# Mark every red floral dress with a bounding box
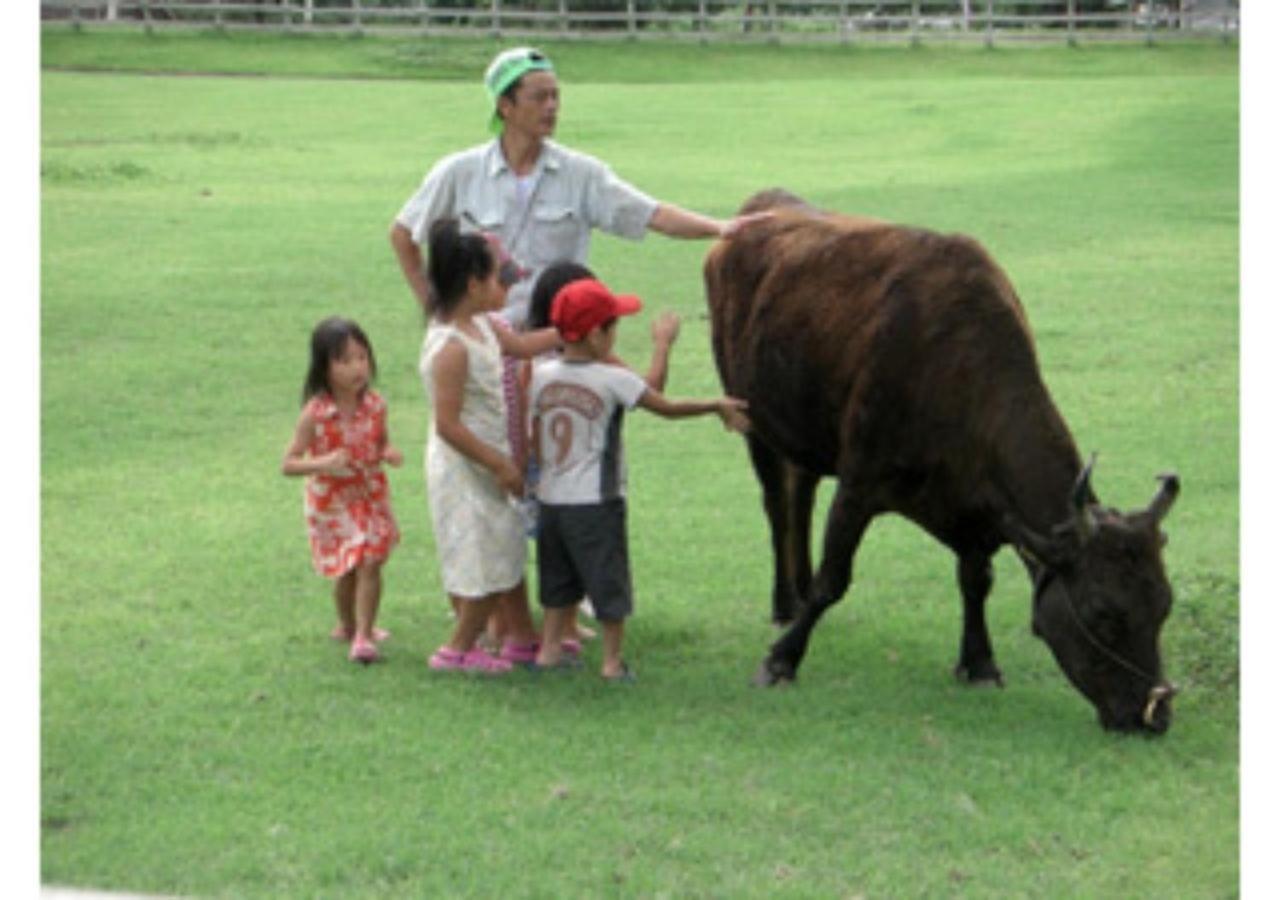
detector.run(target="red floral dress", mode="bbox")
[303,391,399,578]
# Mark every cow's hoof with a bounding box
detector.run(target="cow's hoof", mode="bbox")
[954,661,1004,688]
[752,660,796,687]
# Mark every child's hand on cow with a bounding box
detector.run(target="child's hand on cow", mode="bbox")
[651,311,681,349]
[717,397,751,434]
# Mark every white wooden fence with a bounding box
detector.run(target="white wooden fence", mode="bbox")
[41,1,1241,45]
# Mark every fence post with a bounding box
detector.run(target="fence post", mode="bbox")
[984,0,993,48]
[1067,0,1076,46]
[911,0,920,47]
[1146,0,1155,46]
[839,0,849,45]
[491,0,501,37]
[306,0,315,26]
[354,0,363,31]
[559,0,568,33]
[107,0,119,21]
[698,0,708,43]
[627,0,636,39]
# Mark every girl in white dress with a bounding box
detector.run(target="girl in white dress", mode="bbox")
[420,218,560,673]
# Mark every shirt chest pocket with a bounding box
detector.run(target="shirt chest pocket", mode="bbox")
[529,204,582,264]
[459,204,504,235]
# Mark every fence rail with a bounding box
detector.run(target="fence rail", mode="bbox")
[40,1,1241,46]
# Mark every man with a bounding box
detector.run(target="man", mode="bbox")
[390,46,762,324]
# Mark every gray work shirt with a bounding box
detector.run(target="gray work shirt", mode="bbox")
[395,139,659,325]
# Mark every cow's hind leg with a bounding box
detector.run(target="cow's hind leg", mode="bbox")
[754,480,872,685]
[954,553,1004,686]
[747,436,819,626]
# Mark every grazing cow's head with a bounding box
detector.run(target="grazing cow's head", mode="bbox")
[1008,461,1180,734]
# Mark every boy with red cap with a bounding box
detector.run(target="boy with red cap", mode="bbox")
[528,278,749,680]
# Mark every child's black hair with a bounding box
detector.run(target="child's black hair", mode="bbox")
[426,217,496,316]
[302,316,376,404]
[528,260,596,329]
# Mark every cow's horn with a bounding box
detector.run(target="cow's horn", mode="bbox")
[1143,682,1177,727]
[1146,472,1180,525]
[1071,453,1100,542]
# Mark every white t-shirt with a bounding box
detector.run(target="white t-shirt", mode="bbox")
[529,358,648,505]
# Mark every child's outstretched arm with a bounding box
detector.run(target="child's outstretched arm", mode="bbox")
[637,390,750,434]
[432,340,523,497]
[642,311,680,391]
[603,312,680,390]
[281,409,351,477]
[493,325,561,361]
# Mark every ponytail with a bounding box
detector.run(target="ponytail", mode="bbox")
[426,218,496,316]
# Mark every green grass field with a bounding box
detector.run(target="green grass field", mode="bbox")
[40,30,1238,897]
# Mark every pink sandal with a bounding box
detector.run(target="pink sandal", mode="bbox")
[499,641,539,664]
[429,646,512,674]
[348,636,380,665]
[331,626,391,643]
[500,640,582,665]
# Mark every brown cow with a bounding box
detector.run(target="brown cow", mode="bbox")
[705,189,1180,734]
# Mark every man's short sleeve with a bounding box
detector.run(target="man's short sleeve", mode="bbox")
[395,152,461,245]
[584,160,659,241]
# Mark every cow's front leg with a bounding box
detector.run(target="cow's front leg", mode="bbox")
[953,552,1004,686]
[754,481,871,685]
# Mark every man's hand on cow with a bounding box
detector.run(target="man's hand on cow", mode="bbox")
[720,211,775,239]
[651,311,681,349]
[717,397,751,434]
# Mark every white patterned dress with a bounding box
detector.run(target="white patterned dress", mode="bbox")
[419,315,526,598]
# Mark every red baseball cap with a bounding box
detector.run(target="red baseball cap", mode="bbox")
[550,279,643,342]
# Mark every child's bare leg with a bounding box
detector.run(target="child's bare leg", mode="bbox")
[600,620,626,678]
[478,605,504,653]
[333,571,357,638]
[569,606,596,641]
[353,562,382,643]
[535,607,575,667]
[497,580,540,647]
[446,595,499,653]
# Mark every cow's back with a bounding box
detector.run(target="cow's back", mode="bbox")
[704,208,1060,525]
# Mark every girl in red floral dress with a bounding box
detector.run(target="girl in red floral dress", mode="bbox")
[282,317,402,664]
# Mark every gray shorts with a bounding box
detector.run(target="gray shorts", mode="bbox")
[536,499,632,622]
